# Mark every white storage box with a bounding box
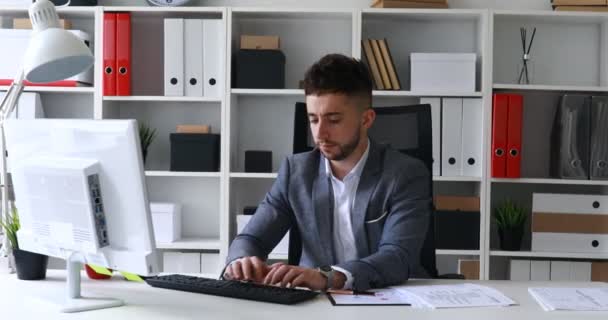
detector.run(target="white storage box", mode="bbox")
[532,193,608,254]
[0,29,93,85]
[237,215,289,258]
[151,202,182,243]
[410,53,476,92]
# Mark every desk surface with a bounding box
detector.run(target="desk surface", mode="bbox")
[1,270,607,319]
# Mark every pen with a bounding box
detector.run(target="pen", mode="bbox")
[327,289,375,296]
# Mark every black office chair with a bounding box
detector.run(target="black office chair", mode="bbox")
[290,103,463,280]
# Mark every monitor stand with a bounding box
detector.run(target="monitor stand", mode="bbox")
[45,254,124,313]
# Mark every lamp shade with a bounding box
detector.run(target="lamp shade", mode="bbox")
[23,28,94,83]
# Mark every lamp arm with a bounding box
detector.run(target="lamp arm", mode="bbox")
[0,70,24,258]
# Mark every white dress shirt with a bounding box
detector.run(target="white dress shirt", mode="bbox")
[323,140,370,289]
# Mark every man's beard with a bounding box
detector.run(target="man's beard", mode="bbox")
[317,130,361,161]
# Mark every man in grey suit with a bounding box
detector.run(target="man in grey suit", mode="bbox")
[224,53,432,291]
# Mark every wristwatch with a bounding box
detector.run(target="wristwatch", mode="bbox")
[317,265,334,291]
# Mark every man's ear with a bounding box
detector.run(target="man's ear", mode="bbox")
[362,108,375,129]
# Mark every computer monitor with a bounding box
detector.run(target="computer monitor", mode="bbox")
[4,119,161,313]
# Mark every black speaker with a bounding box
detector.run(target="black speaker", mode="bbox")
[234,49,285,89]
[170,133,220,172]
[245,150,272,173]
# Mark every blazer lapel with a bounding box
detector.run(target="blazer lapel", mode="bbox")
[352,142,383,258]
[312,155,335,265]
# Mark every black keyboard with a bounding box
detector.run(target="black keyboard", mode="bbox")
[145,274,319,305]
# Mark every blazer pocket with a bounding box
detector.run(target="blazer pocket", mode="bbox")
[365,210,388,224]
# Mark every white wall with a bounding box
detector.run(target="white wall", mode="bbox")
[99,0,551,10]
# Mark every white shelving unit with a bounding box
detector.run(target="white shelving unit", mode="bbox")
[487,9,608,280]
[2,5,606,279]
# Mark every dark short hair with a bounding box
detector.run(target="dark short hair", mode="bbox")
[303,54,372,108]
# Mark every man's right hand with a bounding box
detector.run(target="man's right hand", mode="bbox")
[224,256,283,283]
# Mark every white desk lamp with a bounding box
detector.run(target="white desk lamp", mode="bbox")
[0,0,94,262]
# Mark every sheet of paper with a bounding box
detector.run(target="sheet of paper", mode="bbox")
[328,288,412,306]
[528,287,608,311]
[397,284,517,309]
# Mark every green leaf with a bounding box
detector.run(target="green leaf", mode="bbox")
[138,122,157,155]
[1,205,19,249]
[493,199,527,230]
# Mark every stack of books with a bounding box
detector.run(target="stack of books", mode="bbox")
[361,39,401,90]
[371,0,449,9]
[552,0,608,11]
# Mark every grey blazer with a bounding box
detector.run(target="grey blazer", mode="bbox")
[226,141,432,290]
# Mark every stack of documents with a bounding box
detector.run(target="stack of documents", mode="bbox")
[528,287,608,311]
[327,288,412,306]
[396,284,517,309]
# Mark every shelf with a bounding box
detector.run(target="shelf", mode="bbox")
[0,86,94,94]
[363,8,485,19]
[228,174,480,181]
[230,173,278,179]
[491,178,608,186]
[230,89,304,96]
[156,238,221,250]
[373,90,483,97]
[490,250,608,260]
[436,250,480,256]
[494,9,608,22]
[493,84,607,92]
[0,6,96,17]
[104,96,222,103]
[146,171,221,178]
[230,89,483,98]
[231,7,354,19]
[433,176,482,182]
[103,6,225,14]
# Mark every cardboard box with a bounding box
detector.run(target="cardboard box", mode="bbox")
[434,195,480,211]
[592,262,608,282]
[240,35,280,50]
[13,18,72,29]
[458,259,479,280]
[552,0,607,5]
[176,125,210,134]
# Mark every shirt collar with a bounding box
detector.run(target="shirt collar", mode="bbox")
[323,139,370,181]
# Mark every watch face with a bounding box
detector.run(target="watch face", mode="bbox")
[320,266,332,272]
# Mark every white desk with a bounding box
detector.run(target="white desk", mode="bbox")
[1,270,607,319]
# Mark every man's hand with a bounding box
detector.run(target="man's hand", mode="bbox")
[263,265,327,291]
[224,256,283,283]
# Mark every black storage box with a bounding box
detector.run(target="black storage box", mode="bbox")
[170,133,220,172]
[243,206,258,215]
[434,210,480,250]
[233,49,285,89]
[245,150,272,173]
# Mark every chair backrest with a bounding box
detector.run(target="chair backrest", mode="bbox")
[290,103,438,278]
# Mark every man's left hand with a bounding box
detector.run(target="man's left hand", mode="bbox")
[263,265,326,291]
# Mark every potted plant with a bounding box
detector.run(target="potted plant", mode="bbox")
[494,199,527,251]
[0,205,48,280]
[139,122,157,164]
